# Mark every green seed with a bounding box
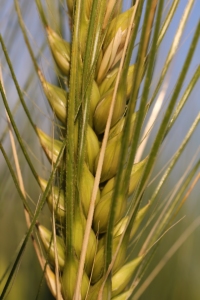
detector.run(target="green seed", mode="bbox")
[38,70,67,123]
[97,30,124,83]
[87,278,110,300]
[111,291,131,300]
[103,0,121,29]
[47,27,71,76]
[97,6,135,83]
[130,202,150,239]
[89,80,101,127]
[111,202,150,240]
[94,112,140,183]
[101,156,148,197]
[38,225,65,270]
[45,265,64,300]
[99,67,118,96]
[38,177,65,222]
[108,109,137,141]
[80,163,100,217]
[103,6,135,53]
[73,207,97,275]
[61,255,89,300]
[95,134,122,182]
[112,256,143,297]
[91,234,128,284]
[86,125,100,173]
[36,127,63,165]
[94,68,136,134]
[74,124,100,173]
[93,191,126,233]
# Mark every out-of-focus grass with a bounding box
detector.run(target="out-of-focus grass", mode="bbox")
[141,209,200,300]
[0,166,54,299]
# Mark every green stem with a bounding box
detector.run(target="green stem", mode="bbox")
[65,0,82,257]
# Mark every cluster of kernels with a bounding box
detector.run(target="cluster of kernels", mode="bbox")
[36,2,150,299]
[97,6,135,83]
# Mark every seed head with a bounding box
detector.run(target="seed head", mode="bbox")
[101,156,147,197]
[45,265,64,300]
[80,163,100,217]
[111,291,130,300]
[93,191,126,233]
[38,177,65,222]
[95,134,122,182]
[46,27,71,76]
[112,256,143,297]
[62,256,89,300]
[36,128,63,165]
[89,81,101,127]
[103,6,135,53]
[38,225,65,270]
[72,206,97,275]
[99,67,118,96]
[86,125,100,173]
[91,234,128,284]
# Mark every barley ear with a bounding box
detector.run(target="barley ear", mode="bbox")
[1,1,199,300]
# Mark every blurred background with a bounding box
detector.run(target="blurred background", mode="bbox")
[0,0,200,299]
